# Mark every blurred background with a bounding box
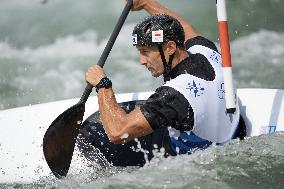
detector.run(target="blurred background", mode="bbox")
[0,0,283,110]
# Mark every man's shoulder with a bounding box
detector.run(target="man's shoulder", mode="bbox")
[151,86,180,98]
[144,86,188,106]
[185,36,218,52]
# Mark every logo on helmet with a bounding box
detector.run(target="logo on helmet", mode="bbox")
[152,30,163,43]
[132,34,138,45]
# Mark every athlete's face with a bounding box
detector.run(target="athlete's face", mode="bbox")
[137,46,164,77]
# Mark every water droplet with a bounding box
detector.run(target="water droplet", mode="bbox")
[120,133,129,139]
[176,147,180,154]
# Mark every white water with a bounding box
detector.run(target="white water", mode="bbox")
[232,30,284,88]
[0,25,162,110]
[1,132,283,189]
[1,29,284,110]
[1,0,284,188]
[1,0,284,110]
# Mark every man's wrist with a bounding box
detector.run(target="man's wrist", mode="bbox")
[95,77,112,93]
[144,0,163,15]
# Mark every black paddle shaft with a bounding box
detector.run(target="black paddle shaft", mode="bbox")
[80,0,133,103]
[43,0,133,178]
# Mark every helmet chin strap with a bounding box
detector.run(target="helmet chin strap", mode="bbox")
[158,45,176,82]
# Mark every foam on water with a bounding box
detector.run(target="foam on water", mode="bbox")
[0,0,284,187]
[0,24,162,110]
[1,132,283,189]
[1,0,284,110]
[232,30,284,88]
[78,132,284,189]
[1,29,284,110]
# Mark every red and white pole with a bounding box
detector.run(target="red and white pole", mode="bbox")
[216,0,236,113]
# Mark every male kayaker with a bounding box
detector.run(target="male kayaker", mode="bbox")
[82,0,241,165]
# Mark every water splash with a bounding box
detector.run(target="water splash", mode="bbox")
[0,132,283,188]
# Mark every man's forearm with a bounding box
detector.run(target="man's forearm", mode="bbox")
[97,88,127,142]
[97,87,153,144]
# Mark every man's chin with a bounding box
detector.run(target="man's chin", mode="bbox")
[151,73,162,78]
[148,69,162,78]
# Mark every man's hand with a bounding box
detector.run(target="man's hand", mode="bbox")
[85,65,106,87]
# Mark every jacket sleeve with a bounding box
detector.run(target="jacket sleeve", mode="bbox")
[140,86,194,131]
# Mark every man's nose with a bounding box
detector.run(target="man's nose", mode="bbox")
[139,54,147,65]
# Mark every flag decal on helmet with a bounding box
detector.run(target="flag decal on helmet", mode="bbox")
[152,30,163,43]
